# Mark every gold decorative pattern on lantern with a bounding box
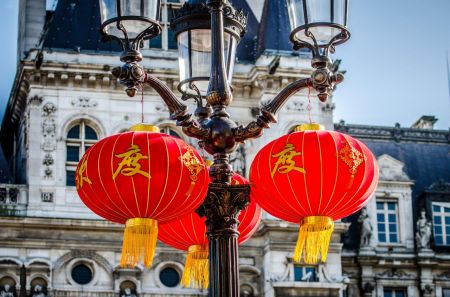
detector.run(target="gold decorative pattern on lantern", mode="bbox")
[113,144,150,179]
[338,142,364,175]
[271,143,306,178]
[76,158,92,189]
[181,146,204,182]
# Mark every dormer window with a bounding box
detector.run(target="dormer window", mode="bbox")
[376,201,399,244]
[432,202,450,246]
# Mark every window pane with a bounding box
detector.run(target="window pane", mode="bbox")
[387,202,396,210]
[433,204,441,212]
[446,236,450,244]
[434,216,442,225]
[379,233,386,242]
[84,125,98,140]
[389,224,397,233]
[445,217,450,224]
[68,125,80,139]
[167,28,177,49]
[395,291,405,297]
[378,223,386,232]
[389,234,398,243]
[377,214,385,222]
[66,170,76,186]
[384,291,392,297]
[443,289,450,297]
[435,226,443,234]
[150,34,162,48]
[445,207,450,213]
[67,146,80,162]
[435,235,443,245]
[377,202,384,210]
[388,214,396,223]
[446,226,450,234]
[294,266,302,281]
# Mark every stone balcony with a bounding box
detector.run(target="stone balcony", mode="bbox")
[0,184,28,217]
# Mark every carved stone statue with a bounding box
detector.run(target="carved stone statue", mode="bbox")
[121,288,137,297]
[0,284,14,297]
[31,285,47,297]
[416,209,432,249]
[358,207,373,247]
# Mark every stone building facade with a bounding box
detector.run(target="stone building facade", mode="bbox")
[0,0,449,297]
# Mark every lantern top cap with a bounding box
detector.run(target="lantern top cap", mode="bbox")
[294,123,324,132]
[129,124,161,133]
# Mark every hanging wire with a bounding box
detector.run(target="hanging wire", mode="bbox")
[307,87,313,124]
[141,85,144,123]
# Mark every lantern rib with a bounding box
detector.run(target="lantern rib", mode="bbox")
[325,135,365,219]
[319,132,340,215]
[94,139,134,220]
[316,131,324,213]
[130,132,142,218]
[302,131,314,215]
[145,132,151,217]
[108,134,137,220]
[268,139,301,221]
[79,150,126,222]
[328,138,370,219]
[284,133,309,218]
[148,135,172,219]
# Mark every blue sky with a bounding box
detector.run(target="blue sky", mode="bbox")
[0,0,449,129]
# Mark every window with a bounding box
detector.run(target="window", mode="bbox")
[66,122,98,186]
[443,289,450,297]
[383,288,406,297]
[71,263,93,285]
[432,202,450,246]
[159,267,180,287]
[294,266,317,282]
[149,0,182,50]
[376,201,399,243]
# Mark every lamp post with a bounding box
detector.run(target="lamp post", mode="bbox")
[99,0,350,296]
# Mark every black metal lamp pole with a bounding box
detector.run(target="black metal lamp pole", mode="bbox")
[99,0,350,296]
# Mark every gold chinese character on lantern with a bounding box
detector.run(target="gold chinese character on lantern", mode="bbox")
[181,146,204,182]
[76,158,92,189]
[271,143,306,178]
[113,144,150,179]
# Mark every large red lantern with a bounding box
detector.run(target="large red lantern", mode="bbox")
[250,124,378,264]
[158,173,262,289]
[75,124,209,268]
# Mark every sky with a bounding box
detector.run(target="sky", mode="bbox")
[0,0,449,129]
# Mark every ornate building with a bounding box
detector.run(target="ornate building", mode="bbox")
[0,0,449,297]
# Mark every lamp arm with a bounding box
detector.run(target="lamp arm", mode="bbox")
[144,74,210,140]
[234,78,313,142]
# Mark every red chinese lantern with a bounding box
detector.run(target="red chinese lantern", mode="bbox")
[250,124,378,264]
[75,124,209,268]
[158,173,262,289]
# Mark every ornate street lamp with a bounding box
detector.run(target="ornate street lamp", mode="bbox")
[97,0,352,296]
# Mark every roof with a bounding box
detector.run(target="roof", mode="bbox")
[43,0,122,53]
[42,0,296,61]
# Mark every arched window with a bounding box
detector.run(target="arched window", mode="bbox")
[66,121,98,186]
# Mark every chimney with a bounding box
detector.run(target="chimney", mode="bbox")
[411,116,438,130]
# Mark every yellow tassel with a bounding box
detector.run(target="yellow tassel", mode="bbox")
[120,218,158,268]
[293,216,334,264]
[182,245,209,289]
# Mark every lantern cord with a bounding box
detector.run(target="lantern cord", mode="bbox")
[293,216,334,264]
[141,84,145,123]
[307,87,312,124]
[182,245,209,289]
[120,218,158,268]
